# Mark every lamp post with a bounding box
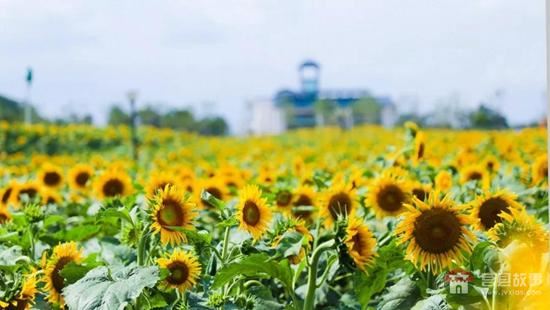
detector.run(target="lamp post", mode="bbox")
[127,90,139,162]
[24,68,33,125]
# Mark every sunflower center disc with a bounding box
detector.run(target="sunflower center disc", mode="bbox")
[377,185,405,212]
[413,208,461,254]
[159,199,184,227]
[243,200,260,225]
[328,192,352,219]
[103,179,124,197]
[52,257,73,293]
[479,197,510,229]
[1,188,12,203]
[75,172,89,186]
[277,191,292,207]
[44,172,61,186]
[167,261,189,285]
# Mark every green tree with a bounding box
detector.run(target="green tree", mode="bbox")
[352,97,381,124]
[197,117,229,136]
[469,104,508,129]
[313,99,336,126]
[107,106,130,126]
[160,109,196,131]
[138,106,162,127]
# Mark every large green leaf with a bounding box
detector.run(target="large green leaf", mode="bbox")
[212,253,292,291]
[377,277,420,310]
[412,295,450,310]
[63,264,159,310]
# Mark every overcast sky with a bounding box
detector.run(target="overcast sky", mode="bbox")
[0,0,546,133]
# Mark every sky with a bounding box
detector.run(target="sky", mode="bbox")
[0,0,546,133]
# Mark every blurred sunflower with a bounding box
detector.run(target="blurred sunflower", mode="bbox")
[532,154,547,184]
[42,189,62,206]
[43,242,83,306]
[94,169,133,199]
[434,170,453,191]
[0,181,17,208]
[146,171,182,198]
[11,182,42,207]
[236,185,272,239]
[38,163,64,189]
[483,154,500,173]
[345,217,377,271]
[0,271,38,310]
[197,178,228,209]
[395,193,474,273]
[157,249,201,292]
[488,208,549,251]
[460,165,489,187]
[0,207,11,224]
[414,131,426,162]
[275,189,293,212]
[150,185,197,246]
[367,175,410,218]
[319,181,356,225]
[291,186,317,222]
[68,164,93,191]
[470,190,522,231]
[411,182,432,202]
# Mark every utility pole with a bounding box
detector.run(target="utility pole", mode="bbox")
[24,68,33,125]
[127,90,139,162]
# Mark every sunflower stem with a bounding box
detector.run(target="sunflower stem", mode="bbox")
[304,239,335,310]
[137,225,150,266]
[221,226,231,262]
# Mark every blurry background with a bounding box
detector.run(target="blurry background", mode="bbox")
[0,0,546,135]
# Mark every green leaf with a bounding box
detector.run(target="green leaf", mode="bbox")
[212,253,293,292]
[63,264,160,310]
[412,295,450,310]
[201,190,225,210]
[378,277,420,310]
[96,208,134,225]
[274,231,304,258]
[0,246,27,266]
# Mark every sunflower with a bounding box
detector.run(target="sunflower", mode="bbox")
[470,190,522,231]
[0,271,38,310]
[68,164,93,191]
[42,189,62,206]
[488,208,549,251]
[94,169,133,199]
[236,185,272,239]
[38,163,64,189]
[395,193,475,273]
[0,207,11,224]
[483,155,500,173]
[291,186,317,222]
[319,181,357,225]
[43,242,83,306]
[196,178,228,209]
[434,170,453,191]
[367,175,410,218]
[532,154,547,184]
[414,131,426,162]
[146,171,182,198]
[345,217,377,271]
[157,249,201,292]
[0,182,17,208]
[411,182,432,202]
[11,182,42,207]
[150,185,197,246]
[275,189,293,212]
[460,165,489,187]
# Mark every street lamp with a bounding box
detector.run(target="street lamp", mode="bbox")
[127,90,139,162]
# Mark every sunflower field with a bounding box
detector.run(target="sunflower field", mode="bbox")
[0,121,548,310]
